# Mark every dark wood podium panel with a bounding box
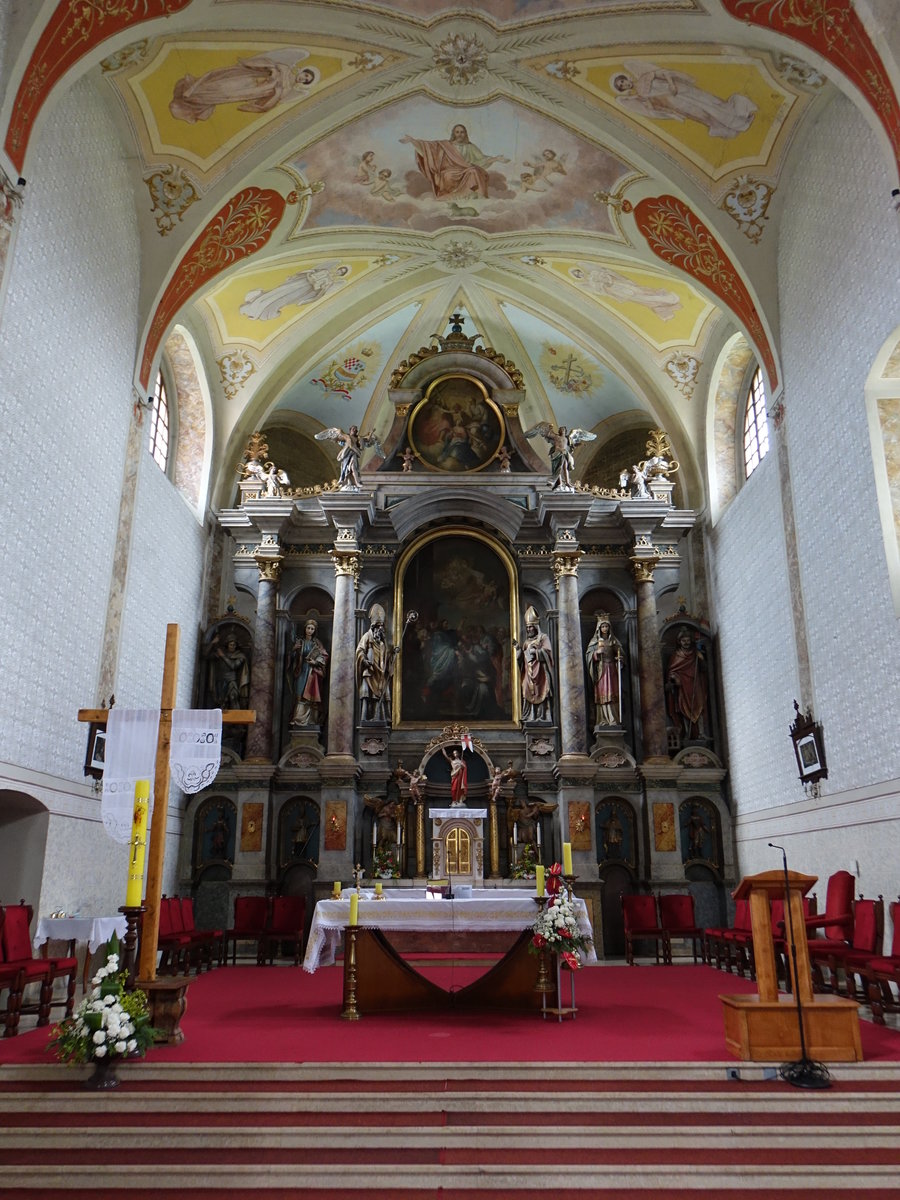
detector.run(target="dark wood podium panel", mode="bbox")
[344,928,544,1015]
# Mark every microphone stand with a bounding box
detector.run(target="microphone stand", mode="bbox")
[770,843,831,1089]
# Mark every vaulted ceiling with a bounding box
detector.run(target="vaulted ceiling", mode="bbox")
[5,1,898,509]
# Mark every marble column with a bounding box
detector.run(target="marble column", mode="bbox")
[244,556,282,762]
[326,548,360,760]
[552,550,588,758]
[631,554,669,761]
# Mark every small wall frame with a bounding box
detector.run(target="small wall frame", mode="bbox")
[789,700,828,785]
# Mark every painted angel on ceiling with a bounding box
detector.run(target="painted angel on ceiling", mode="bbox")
[314,425,383,491]
[524,423,597,492]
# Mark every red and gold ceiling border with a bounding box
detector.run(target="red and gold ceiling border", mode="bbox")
[634,194,777,388]
[722,0,900,174]
[4,0,195,174]
[139,186,286,388]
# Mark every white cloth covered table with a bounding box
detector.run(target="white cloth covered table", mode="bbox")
[303,889,595,972]
[33,915,128,954]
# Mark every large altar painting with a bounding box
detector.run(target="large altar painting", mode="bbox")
[398,533,514,724]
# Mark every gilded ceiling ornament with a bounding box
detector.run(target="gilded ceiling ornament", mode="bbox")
[665,351,701,398]
[592,189,634,215]
[433,32,488,86]
[545,61,580,81]
[100,40,148,73]
[635,194,778,389]
[775,54,826,90]
[721,174,774,243]
[348,51,386,71]
[145,164,200,236]
[218,349,256,400]
[438,239,481,268]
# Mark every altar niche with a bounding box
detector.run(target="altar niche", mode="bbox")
[429,808,487,886]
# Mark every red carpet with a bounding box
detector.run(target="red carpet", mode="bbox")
[2,962,899,1065]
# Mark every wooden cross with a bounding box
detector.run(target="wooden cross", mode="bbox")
[78,623,255,982]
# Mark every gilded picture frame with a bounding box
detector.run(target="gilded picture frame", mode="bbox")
[407,374,505,473]
[393,528,520,727]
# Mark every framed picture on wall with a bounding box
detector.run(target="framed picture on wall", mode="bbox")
[789,701,828,784]
[84,724,106,780]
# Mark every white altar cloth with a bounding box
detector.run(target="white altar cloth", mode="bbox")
[303,889,595,972]
[34,915,128,954]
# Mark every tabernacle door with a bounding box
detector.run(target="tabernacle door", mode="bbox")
[429,808,487,885]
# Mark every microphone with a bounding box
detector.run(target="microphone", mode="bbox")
[769,841,788,869]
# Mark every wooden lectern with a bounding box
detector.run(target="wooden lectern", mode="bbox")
[719,870,862,1062]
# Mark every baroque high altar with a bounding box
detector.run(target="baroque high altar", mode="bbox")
[185,319,732,957]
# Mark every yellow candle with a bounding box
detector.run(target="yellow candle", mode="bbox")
[535,865,545,897]
[375,881,383,895]
[124,780,150,907]
[349,892,359,925]
[562,842,573,876]
[333,881,342,897]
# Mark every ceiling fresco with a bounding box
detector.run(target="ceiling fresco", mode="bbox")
[4,0,896,507]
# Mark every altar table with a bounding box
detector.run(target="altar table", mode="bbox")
[303,889,595,973]
[34,915,128,991]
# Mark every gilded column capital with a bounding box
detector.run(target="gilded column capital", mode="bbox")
[255,555,283,582]
[552,551,583,585]
[630,554,659,585]
[330,549,361,583]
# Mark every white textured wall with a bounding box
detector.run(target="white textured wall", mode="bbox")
[0,77,207,914]
[715,94,900,914]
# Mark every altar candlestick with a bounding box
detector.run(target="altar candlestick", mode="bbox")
[349,893,359,925]
[536,865,545,897]
[562,842,573,875]
[125,780,150,907]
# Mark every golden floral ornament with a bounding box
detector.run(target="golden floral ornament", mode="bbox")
[145,164,200,236]
[438,240,481,269]
[665,351,701,398]
[721,175,774,243]
[630,554,659,584]
[775,54,826,90]
[552,552,583,582]
[433,31,489,86]
[218,349,257,400]
[330,550,360,581]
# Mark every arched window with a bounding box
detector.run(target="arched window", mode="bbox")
[148,370,170,473]
[742,366,769,479]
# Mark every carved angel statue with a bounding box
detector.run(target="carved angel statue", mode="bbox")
[314,425,384,490]
[524,422,596,491]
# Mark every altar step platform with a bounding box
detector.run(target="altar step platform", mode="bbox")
[3,1059,900,1196]
[3,963,900,1195]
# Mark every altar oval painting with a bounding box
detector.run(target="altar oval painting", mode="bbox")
[408,375,504,472]
[399,534,513,724]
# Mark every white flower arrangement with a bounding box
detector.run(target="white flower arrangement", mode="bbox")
[49,936,155,1065]
[530,887,592,970]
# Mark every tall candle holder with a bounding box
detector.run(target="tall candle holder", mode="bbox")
[341,925,361,1021]
[119,903,145,990]
[563,874,577,896]
[352,862,364,892]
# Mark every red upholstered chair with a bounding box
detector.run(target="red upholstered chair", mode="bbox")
[705,899,752,974]
[658,893,705,964]
[805,869,855,944]
[258,895,307,966]
[621,894,671,966]
[0,959,26,1037]
[810,895,883,998]
[179,897,224,971]
[156,896,192,974]
[0,903,75,1028]
[861,899,900,1024]
[225,895,270,966]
